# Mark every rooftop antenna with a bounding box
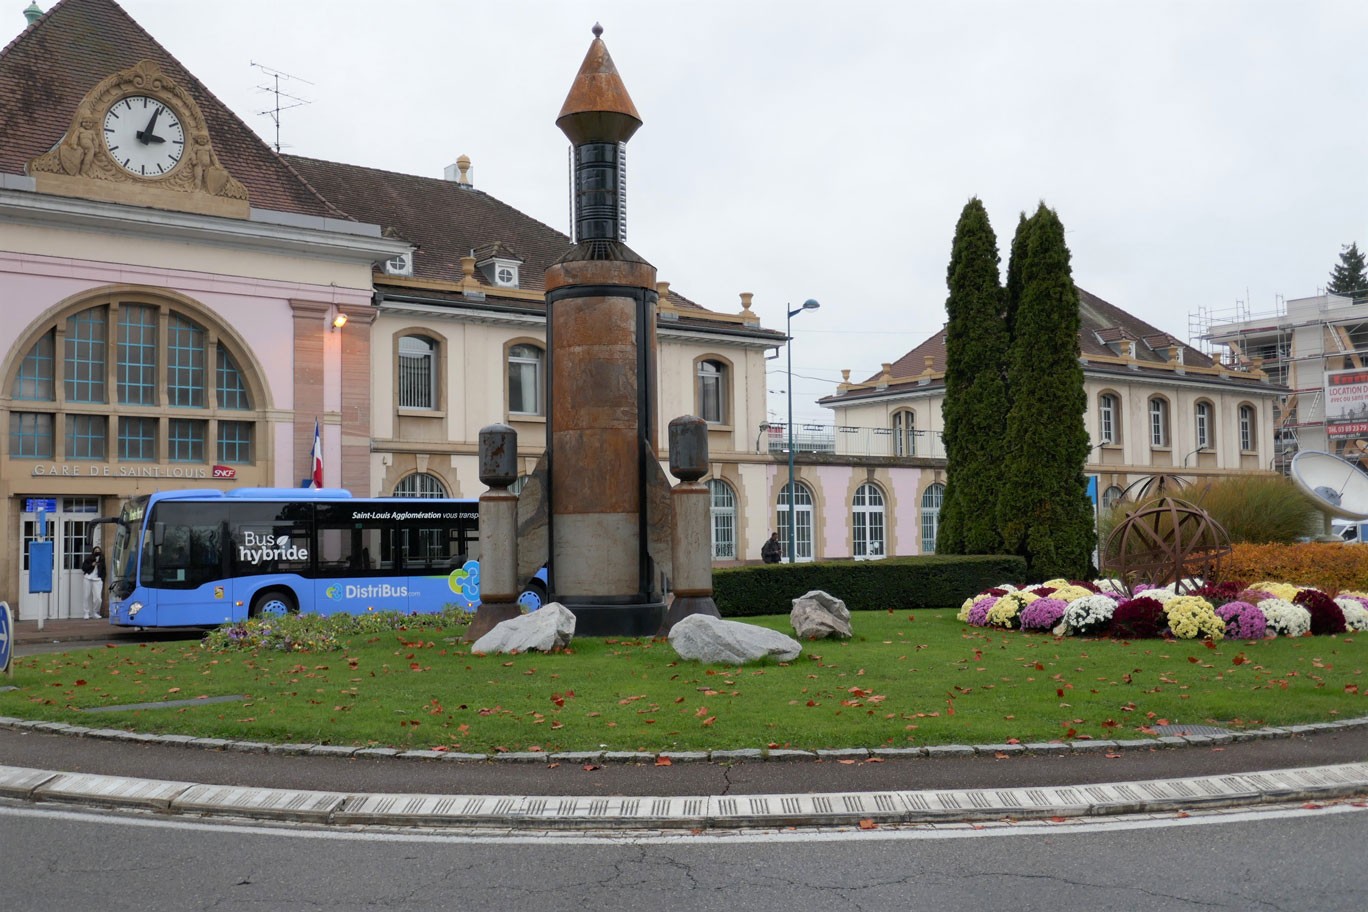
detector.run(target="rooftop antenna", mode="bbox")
[251,62,314,153]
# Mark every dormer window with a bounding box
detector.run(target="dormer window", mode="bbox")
[474,245,524,289]
[496,265,516,286]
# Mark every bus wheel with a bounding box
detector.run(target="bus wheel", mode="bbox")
[517,579,548,612]
[250,589,297,618]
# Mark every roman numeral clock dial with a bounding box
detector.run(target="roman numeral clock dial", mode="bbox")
[102,95,185,177]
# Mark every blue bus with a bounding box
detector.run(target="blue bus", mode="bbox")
[97,488,506,627]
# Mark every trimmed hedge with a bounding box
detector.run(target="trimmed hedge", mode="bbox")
[1222,542,1368,593]
[712,554,1027,617]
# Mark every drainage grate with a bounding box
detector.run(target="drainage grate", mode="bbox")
[1152,722,1234,737]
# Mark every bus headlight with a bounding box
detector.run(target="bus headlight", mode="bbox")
[128,601,144,618]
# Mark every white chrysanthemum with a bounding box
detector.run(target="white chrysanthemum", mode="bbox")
[1335,597,1368,632]
[1258,598,1311,637]
[1094,578,1127,596]
[1062,593,1117,633]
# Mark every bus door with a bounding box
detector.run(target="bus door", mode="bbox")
[141,512,232,626]
[18,496,100,621]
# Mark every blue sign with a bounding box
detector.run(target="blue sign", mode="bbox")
[0,602,12,676]
[28,541,53,594]
[24,498,56,514]
[1087,475,1099,507]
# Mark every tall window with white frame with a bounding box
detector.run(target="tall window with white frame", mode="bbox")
[1098,392,1118,445]
[697,359,726,424]
[920,482,945,554]
[1195,401,1212,451]
[708,479,736,560]
[397,335,436,409]
[776,481,814,562]
[1149,397,1170,447]
[1239,404,1255,452]
[892,410,916,457]
[852,482,886,560]
[508,344,544,416]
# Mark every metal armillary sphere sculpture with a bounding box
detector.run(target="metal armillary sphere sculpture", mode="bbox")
[1101,497,1232,598]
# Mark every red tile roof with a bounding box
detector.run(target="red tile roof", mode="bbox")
[0,0,344,219]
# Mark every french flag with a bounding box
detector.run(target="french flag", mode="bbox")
[309,419,323,489]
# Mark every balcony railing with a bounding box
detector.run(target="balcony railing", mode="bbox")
[761,423,947,460]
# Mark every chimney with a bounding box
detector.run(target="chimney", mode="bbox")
[443,154,473,186]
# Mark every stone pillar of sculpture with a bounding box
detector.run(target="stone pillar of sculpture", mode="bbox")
[659,416,720,635]
[466,424,522,642]
[543,24,666,636]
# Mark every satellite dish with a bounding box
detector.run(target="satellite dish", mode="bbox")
[1290,451,1368,520]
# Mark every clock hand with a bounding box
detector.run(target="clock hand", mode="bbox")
[136,106,162,145]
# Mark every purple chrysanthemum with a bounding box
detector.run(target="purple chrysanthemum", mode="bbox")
[1216,600,1268,639]
[1020,597,1068,631]
[967,597,995,627]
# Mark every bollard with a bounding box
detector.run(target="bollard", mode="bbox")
[466,424,524,642]
[659,415,720,634]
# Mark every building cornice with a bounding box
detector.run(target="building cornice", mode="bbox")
[0,186,410,263]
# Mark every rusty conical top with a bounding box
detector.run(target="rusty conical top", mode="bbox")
[556,24,642,145]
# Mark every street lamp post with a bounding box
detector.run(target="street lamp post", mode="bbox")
[785,299,820,563]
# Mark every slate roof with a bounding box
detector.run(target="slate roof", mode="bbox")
[0,0,345,219]
[825,288,1270,405]
[285,154,722,319]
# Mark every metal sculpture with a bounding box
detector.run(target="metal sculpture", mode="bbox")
[1100,497,1232,597]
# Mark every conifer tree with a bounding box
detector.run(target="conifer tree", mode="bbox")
[1328,242,1368,298]
[996,203,1095,579]
[937,198,1007,554]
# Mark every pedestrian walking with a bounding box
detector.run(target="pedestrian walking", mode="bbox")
[81,544,105,620]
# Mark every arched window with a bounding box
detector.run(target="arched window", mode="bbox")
[920,482,945,553]
[393,472,448,498]
[8,299,257,465]
[697,359,727,424]
[508,343,544,416]
[852,483,886,560]
[1102,485,1124,510]
[708,479,737,560]
[398,335,437,409]
[892,409,916,457]
[1239,404,1256,452]
[1098,392,1120,445]
[776,480,815,562]
[1149,397,1170,447]
[1195,401,1214,451]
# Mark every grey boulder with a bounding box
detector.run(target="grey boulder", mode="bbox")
[790,589,852,639]
[472,602,575,654]
[668,614,802,664]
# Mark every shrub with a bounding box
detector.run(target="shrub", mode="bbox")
[1111,596,1166,639]
[1334,597,1368,631]
[1292,588,1348,636]
[712,554,1027,617]
[202,606,472,653]
[987,592,1035,629]
[1223,543,1368,593]
[1187,474,1321,543]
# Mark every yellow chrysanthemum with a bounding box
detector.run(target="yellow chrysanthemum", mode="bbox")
[1251,581,1300,601]
[1049,585,1094,603]
[1164,595,1225,640]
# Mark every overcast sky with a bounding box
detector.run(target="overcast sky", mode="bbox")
[16,1,1368,423]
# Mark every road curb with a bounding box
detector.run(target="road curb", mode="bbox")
[2,761,1367,830]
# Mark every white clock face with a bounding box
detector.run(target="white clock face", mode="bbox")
[102,95,185,177]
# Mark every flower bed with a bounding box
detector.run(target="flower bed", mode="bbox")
[957,577,1368,640]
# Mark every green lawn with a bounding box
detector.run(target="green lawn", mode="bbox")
[2,611,1364,753]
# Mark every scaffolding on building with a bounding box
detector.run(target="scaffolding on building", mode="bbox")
[1195,293,1368,475]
